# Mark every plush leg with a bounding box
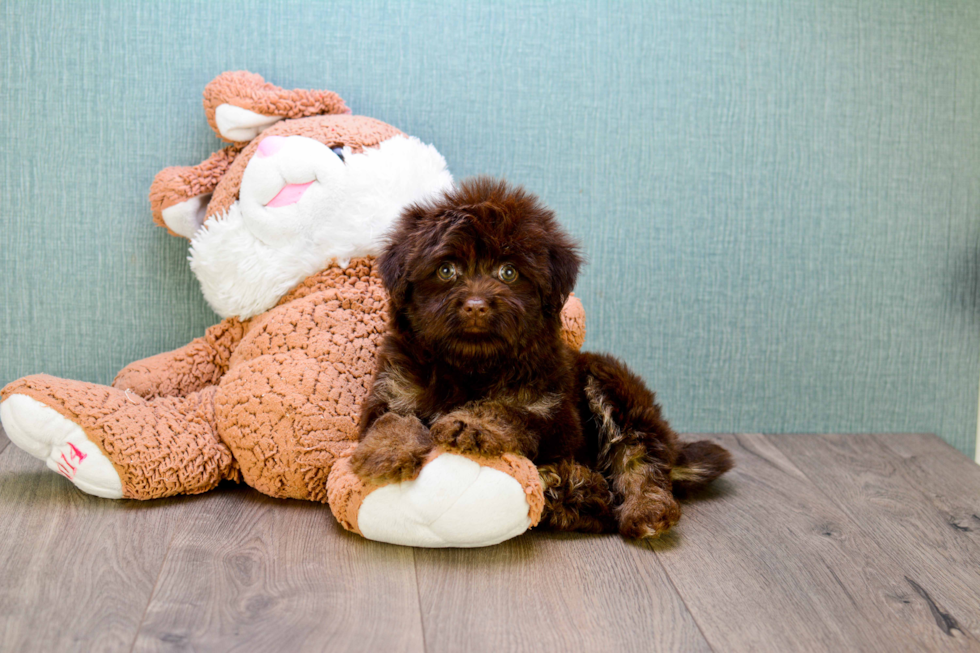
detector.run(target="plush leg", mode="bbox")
[1,394,123,498]
[328,449,545,548]
[580,353,683,539]
[1,375,237,499]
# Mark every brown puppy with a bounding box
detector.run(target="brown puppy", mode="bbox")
[351,177,732,538]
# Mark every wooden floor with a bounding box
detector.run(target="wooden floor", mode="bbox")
[1,428,979,652]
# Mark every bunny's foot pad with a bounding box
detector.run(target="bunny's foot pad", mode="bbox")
[0,394,124,499]
[329,450,544,548]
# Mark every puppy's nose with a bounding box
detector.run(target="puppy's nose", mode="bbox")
[462,297,489,317]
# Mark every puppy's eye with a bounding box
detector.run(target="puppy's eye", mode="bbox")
[331,146,345,162]
[498,264,518,284]
[436,262,457,281]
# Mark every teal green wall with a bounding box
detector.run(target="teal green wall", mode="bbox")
[3,1,979,454]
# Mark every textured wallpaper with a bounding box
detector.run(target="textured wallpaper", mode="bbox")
[2,0,978,454]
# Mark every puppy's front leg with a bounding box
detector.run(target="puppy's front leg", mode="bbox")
[429,402,531,457]
[350,413,432,483]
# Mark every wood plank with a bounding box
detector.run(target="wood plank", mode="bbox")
[872,433,980,546]
[131,486,425,653]
[0,445,185,652]
[413,531,711,653]
[5,430,978,652]
[772,434,980,640]
[654,433,976,652]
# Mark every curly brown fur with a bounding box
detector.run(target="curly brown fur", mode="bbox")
[671,440,735,495]
[429,403,526,455]
[353,177,733,539]
[356,177,584,465]
[350,413,432,483]
[539,461,617,533]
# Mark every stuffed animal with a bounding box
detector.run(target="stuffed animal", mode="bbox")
[0,72,587,548]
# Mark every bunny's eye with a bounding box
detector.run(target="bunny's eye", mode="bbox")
[331,146,345,162]
[437,262,457,281]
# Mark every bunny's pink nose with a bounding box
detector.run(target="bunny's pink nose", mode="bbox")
[256,135,287,158]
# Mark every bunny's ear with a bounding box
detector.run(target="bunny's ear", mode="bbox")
[150,145,242,238]
[203,71,351,143]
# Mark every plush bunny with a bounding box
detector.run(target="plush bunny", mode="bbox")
[0,72,586,547]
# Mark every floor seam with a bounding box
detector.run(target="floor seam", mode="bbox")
[126,508,186,653]
[647,540,718,653]
[0,424,10,458]
[411,548,429,653]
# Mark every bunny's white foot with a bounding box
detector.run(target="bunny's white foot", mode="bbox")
[356,453,535,548]
[0,394,123,499]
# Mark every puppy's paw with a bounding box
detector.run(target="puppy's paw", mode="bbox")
[539,462,618,533]
[616,491,681,539]
[350,413,431,484]
[429,410,520,456]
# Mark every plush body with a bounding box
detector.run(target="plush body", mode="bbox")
[352,178,733,537]
[0,72,585,547]
[5,262,384,500]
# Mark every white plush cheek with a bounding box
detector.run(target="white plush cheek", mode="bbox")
[238,136,347,247]
[239,178,345,248]
[240,159,286,208]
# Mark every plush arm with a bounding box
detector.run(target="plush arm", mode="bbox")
[112,317,246,400]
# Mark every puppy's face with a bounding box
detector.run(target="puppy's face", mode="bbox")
[380,178,581,365]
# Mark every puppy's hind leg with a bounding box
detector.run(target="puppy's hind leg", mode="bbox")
[538,460,617,533]
[580,353,682,539]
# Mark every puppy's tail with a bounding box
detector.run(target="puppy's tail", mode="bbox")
[670,440,734,493]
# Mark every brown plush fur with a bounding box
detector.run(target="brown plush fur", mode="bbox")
[351,177,733,538]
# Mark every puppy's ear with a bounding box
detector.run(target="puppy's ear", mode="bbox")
[378,237,409,303]
[379,205,425,303]
[545,234,582,315]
